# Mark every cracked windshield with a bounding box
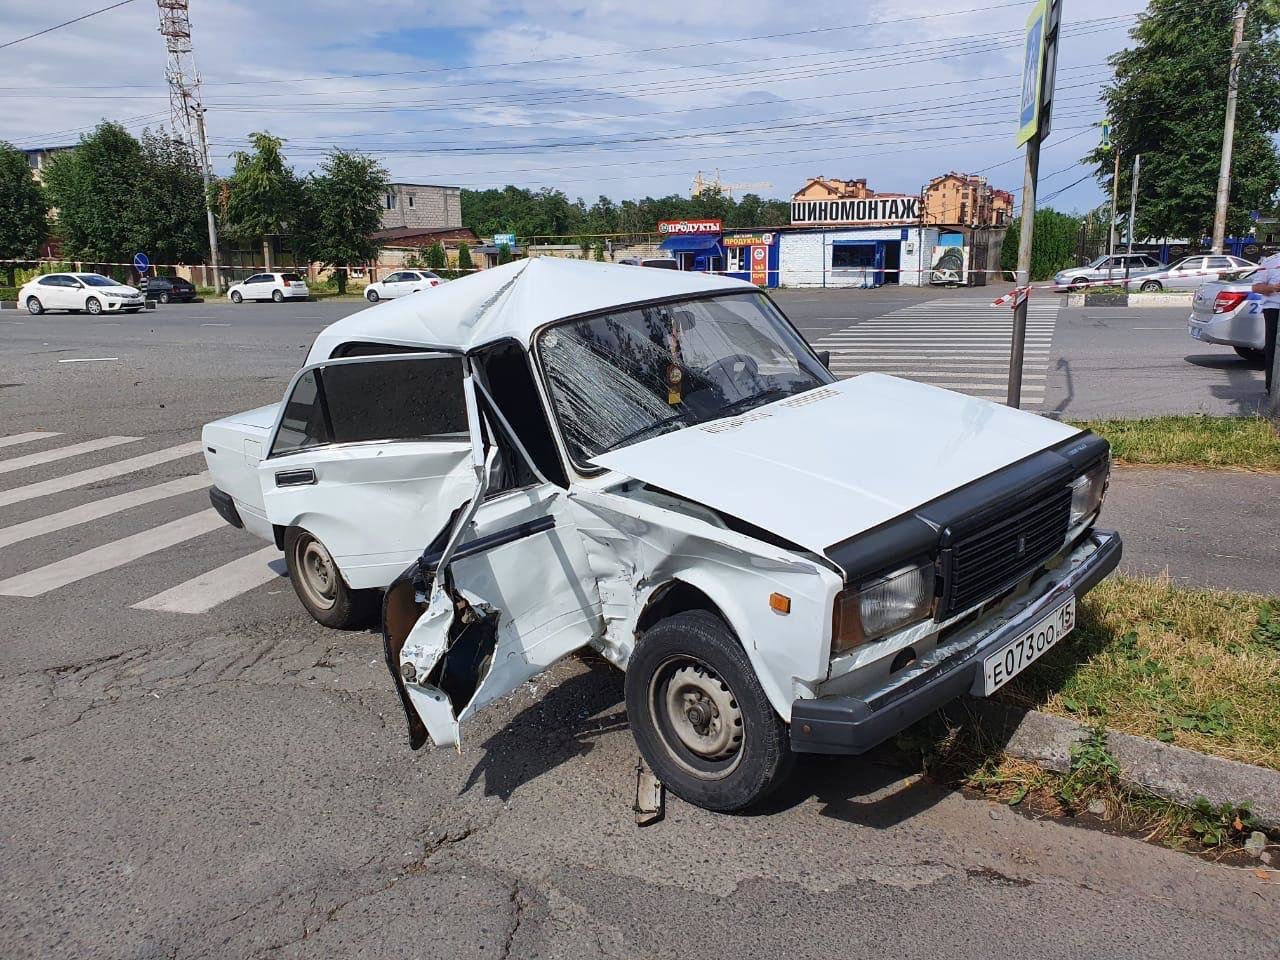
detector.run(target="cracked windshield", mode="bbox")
[539,292,831,462]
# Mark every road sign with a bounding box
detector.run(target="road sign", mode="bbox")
[1017,0,1048,146]
[133,252,150,275]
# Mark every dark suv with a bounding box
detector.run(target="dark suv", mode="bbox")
[144,276,198,304]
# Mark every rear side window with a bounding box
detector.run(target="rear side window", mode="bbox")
[272,370,329,455]
[282,273,303,282]
[324,357,466,443]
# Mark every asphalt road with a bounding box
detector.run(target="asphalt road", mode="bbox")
[1,294,1277,959]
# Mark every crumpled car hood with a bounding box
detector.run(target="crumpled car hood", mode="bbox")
[590,373,1079,555]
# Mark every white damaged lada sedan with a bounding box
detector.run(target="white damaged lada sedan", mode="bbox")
[202,258,1120,812]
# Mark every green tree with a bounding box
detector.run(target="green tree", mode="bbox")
[218,132,304,269]
[0,142,48,286]
[43,122,149,271]
[1089,0,1280,241]
[136,130,208,268]
[304,149,388,294]
[456,241,473,273]
[593,240,606,261]
[1001,208,1083,280]
[426,241,447,270]
[497,242,513,265]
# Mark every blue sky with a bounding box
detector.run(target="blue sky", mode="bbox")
[0,0,1150,217]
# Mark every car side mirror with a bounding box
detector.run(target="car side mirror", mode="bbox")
[817,350,831,368]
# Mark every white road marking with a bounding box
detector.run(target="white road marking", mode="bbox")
[0,509,225,597]
[0,472,209,550]
[0,436,140,476]
[200,322,231,327]
[0,432,61,449]
[57,357,120,363]
[0,441,204,508]
[132,545,285,614]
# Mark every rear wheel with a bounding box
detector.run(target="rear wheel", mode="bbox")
[366,288,379,302]
[159,291,171,304]
[283,526,377,629]
[25,296,43,315]
[271,289,284,303]
[85,297,102,315]
[625,610,794,812]
[1234,346,1265,365]
[1139,280,1162,292]
[230,290,243,304]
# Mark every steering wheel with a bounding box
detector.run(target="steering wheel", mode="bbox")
[703,353,760,396]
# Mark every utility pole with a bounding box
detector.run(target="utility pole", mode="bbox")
[1007,0,1061,408]
[1127,154,1141,254]
[1108,150,1119,257]
[1212,3,1248,254]
[157,1,222,293]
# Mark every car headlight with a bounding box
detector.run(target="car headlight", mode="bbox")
[831,559,935,655]
[1069,457,1110,527]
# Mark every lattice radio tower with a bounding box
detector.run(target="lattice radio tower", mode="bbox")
[156,0,222,290]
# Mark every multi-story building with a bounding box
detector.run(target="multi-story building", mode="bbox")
[922,172,1013,227]
[379,183,463,231]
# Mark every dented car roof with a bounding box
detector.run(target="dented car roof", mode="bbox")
[307,257,754,362]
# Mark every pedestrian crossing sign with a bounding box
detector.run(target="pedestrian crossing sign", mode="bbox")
[1017,0,1049,146]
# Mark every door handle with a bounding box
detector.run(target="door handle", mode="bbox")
[275,468,316,487]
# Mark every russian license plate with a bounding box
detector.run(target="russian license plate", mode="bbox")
[978,596,1076,696]
[1190,324,1205,341]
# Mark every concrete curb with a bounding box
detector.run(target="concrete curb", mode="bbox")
[1066,292,1193,308]
[945,697,1280,830]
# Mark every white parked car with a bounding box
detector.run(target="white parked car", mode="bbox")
[19,273,144,315]
[227,272,309,303]
[201,258,1120,812]
[364,270,444,302]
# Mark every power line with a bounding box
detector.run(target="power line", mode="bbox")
[0,0,137,51]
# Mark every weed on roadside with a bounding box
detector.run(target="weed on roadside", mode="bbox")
[1070,415,1280,470]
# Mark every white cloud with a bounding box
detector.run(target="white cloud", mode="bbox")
[0,0,1144,211]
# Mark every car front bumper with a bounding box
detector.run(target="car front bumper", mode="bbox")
[789,528,1122,755]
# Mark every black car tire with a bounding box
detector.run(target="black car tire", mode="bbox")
[86,297,102,315]
[366,289,379,302]
[1140,280,1162,292]
[230,290,243,303]
[26,296,43,315]
[272,289,284,303]
[283,526,379,629]
[159,292,170,304]
[625,610,794,812]
[1234,346,1266,365]
[1070,277,1089,290]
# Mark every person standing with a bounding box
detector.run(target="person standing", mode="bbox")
[1252,250,1280,395]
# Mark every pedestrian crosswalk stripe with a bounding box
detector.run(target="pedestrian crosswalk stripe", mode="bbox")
[132,545,284,614]
[0,436,140,476]
[0,441,204,508]
[0,432,62,449]
[0,472,210,550]
[0,509,225,597]
[813,296,1062,406]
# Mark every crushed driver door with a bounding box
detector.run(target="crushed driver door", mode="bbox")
[387,373,603,749]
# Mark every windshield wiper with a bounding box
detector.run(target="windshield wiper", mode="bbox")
[606,412,688,451]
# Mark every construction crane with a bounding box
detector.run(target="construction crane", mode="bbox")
[156,0,221,291]
[690,169,773,198]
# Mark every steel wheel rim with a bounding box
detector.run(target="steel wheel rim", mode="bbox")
[294,535,338,610]
[648,654,745,779]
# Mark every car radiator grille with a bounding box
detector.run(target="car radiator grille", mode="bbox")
[939,485,1072,617]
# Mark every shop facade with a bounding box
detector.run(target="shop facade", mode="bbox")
[656,219,781,287]
[722,231,780,288]
[779,193,935,288]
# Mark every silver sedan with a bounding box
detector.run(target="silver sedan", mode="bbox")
[1187,270,1266,363]
[1126,254,1255,292]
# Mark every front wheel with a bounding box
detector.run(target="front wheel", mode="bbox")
[230,290,243,303]
[25,296,43,315]
[366,288,379,302]
[85,297,102,315]
[159,292,171,304]
[1069,277,1089,290]
[1139,280,1162,292]
[1235,346,1265,365]
[271,289,284,303]
[283,526,377,629]
[625,610,794,812]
